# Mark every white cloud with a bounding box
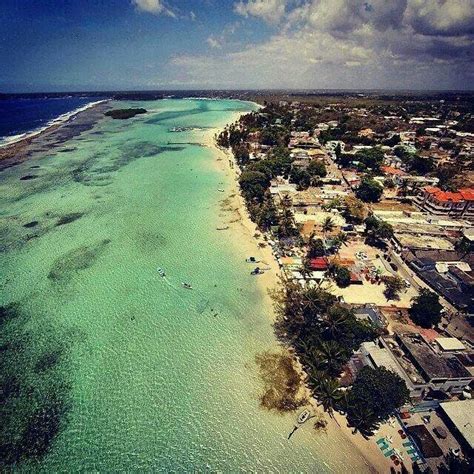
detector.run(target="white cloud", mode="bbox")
[206,36,222,48]
[161,0,474,89]
[234,0,287,24]
[132,0,175,17]
[406,0,474,36]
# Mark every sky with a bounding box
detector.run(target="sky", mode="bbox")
[1,0,473,92]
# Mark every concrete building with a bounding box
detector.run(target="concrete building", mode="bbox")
[414,186,474,221]
[439,400,474,455]
[360,334,473,401]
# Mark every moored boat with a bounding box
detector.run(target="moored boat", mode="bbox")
[297,409,311,424]
[157,267,166,277]
[182,282,193,289]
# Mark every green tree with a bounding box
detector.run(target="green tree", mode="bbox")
[256,196,278,230]
[278,208,298,238]
[356,177,383,203]
[289,168,311,190]
[239,171,270,202]
[334,266,351,288]
[307,235,325,258]
[346,366,410,428]
[355,147,384,172]
[322,216,335,234]
[334,231,349,256]
[384,134,401,147]
[322,306,350,339]
[307,160,327,178]
[313,341,346,377]
[436,164,458,190]
[382,275,405,300]
[344,196,368,223]
[408,154,434,174]
[365,216,394,245]
[409,289,443,328]
[311,377,343,416]
[233,143,250,166]
[299,257,314,280]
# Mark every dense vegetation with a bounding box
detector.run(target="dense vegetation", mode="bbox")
[409,289,443,328]
[273,280,409,434]
[346,366,410,436]
[105,108,147,119]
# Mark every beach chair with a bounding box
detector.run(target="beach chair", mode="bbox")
[384,449,395,458]
[407,448,416,455]
[402,441,412,448]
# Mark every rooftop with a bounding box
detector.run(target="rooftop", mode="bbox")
[399,334,471,381]
[440,400,474,449]
[435,337,467,352]
[423,186,474,203]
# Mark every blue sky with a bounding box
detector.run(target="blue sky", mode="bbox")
[1,0,473,92]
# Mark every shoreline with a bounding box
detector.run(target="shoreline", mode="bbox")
[0,100,108,148]
[203,114,280,312]
[0,100,110,171]
[206,112,393,474]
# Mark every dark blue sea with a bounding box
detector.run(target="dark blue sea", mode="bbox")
[0,97,98,141]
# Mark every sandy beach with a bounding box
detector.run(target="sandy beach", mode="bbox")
[203,119,280,311]
[206,116,395,474]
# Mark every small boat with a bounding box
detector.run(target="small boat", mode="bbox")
[217,188,225,192]
[246,256,257,263]
[157,267,166,277]
[250,267,262,275]
[297,409,311,424]
[216,226,229,230]
[182,282,193,289]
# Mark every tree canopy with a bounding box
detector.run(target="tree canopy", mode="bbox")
[239,171,270,203]
[346,366,410,435]
[409,289,443,328]
[307,160,327,178]
[356,177,383,202]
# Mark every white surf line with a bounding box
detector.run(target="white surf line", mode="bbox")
[0,99,108,148]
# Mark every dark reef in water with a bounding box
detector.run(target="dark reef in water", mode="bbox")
[20,175,38,181]
[48,238,111,283]
[0,301,79,468]
[70,141,183,187]
[105,108,147,120]
[23,221,39,228]
[58,147,77,153]
[55,212,84,227]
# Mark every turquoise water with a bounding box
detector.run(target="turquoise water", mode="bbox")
[1,99,370,472]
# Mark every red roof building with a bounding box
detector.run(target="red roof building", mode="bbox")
[415,186,474,221]
[309,257,329,271]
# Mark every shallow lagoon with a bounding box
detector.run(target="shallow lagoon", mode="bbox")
[1,99,370,472]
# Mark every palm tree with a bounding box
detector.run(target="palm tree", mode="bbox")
[313,341,345,376]
[299,256,313,280]
[346,405,378,438]
[281,193,292,209]
[311,376,343,416]
[322,307,348,339]
[321,216,335,235]
[333,231,348,257]
[279,207,296,238]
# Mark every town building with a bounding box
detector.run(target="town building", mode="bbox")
[360,334,473,401]
[414,186,474,221]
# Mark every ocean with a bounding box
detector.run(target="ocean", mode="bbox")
[0,97,100,143]
[0,99,370,471]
